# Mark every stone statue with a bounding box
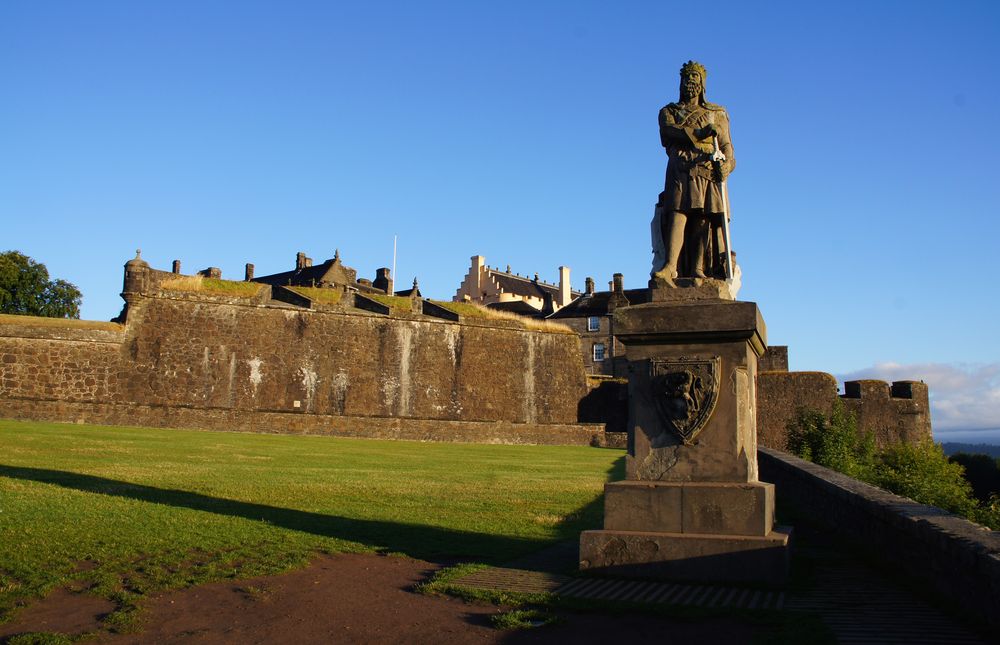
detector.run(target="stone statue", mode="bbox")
[651,61,735,287]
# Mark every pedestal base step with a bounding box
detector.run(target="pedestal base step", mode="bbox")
[604,480,775,536]
[579,526,792,586]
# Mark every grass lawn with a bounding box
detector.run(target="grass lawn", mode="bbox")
[0,419,622,628]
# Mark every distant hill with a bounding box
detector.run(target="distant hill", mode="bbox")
[941,443,1000,458]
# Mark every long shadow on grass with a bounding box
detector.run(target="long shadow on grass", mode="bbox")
[0,456,624,565]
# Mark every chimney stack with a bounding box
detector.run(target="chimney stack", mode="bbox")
[585,277,595,295]
[172,260,181,274]
[558,266,571,307]
[296,252,307,270]
[374,267,394,295]
[245,263,255,281]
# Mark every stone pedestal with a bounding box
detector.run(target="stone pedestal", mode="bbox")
[579,296,791,585]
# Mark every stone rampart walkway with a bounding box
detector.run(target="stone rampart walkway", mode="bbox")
[449,537,989,644]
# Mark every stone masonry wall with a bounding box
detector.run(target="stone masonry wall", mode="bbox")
[0,291,597,443]
[759,447,1000,635]
[756,371,931,450]
[0,318,124,402]
[756,371,839,450]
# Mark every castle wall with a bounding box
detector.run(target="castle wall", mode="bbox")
[840,379,931,446]
[0,291,596,443]
[0,321,124,404]
[756,371,839,450]
[756,371,932,450]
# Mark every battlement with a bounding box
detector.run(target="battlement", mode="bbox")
[757,372,931,450]
[842,379,929,401]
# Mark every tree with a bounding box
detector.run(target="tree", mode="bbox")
[0,250,82,318]
[786,401,876,480]
[873,440,979,518]
[787,405,999,529]
[949,452,1000,502]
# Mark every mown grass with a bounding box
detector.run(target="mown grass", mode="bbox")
[288,286,343,305]
[0,420,621,631]
[0,314,121,332]
[430,300,495,318]
[159,276,263,298]
[366,293,415,313]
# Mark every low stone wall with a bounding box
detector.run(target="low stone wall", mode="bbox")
[759,447,1000,633]
[0,398,606,446]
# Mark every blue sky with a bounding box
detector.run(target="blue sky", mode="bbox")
[2,1,998,434]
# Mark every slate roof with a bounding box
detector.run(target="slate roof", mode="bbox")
[395,286,421,298]
[252,262,334,288]
[253,254,385,293]
[548,288,651,319]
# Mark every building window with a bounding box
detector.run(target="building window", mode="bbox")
[587,316,600,332]
[593,343,606,362]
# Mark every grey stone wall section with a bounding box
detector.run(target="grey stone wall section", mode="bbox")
[840,379,931,446]
[0,399,604,446]
[756,372,932,450]
[0,290,592,439]
[756,371,838,450]
[758,345,788,372]
[759,447,1000,635]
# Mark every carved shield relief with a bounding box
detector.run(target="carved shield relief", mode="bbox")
[649,357,721,445]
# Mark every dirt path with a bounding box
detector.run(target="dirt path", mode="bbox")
[1,553,756,644]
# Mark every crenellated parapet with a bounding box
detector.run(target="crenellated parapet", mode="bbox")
[756,371,932,450]
[840,379,931,446]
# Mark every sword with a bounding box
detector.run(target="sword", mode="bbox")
[712,135,734,283]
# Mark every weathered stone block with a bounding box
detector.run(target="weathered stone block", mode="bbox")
[614,300,765,483]
[681,482,773,536]
[604,481,683,533]
[579,526,792,585]
[604,480,774,537]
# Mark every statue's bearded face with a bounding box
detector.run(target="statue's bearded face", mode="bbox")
[680,72,702,102]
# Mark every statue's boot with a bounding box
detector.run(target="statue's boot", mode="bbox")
[690,256,707,279]
[655,212,686,288]
[653,266,678,288]
[689,219,710,279]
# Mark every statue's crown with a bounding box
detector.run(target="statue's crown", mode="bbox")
[680,60,707,80]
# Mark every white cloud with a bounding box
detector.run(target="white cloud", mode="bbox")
[837,362,1000,432]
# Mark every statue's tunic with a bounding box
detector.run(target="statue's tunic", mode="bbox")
[658,102,735,216]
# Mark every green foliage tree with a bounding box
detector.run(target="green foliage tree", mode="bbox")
[948,452,1000,502]
[786,401,876,480]
[873,440,978,518]
[787,405,999,530]
[0,251,81,319]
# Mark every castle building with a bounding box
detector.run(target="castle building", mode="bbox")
[251,250,407,296]
[548,273,650,376]
[453,255,581,316]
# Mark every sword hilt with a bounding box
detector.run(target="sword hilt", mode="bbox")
[711,135,726,164]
